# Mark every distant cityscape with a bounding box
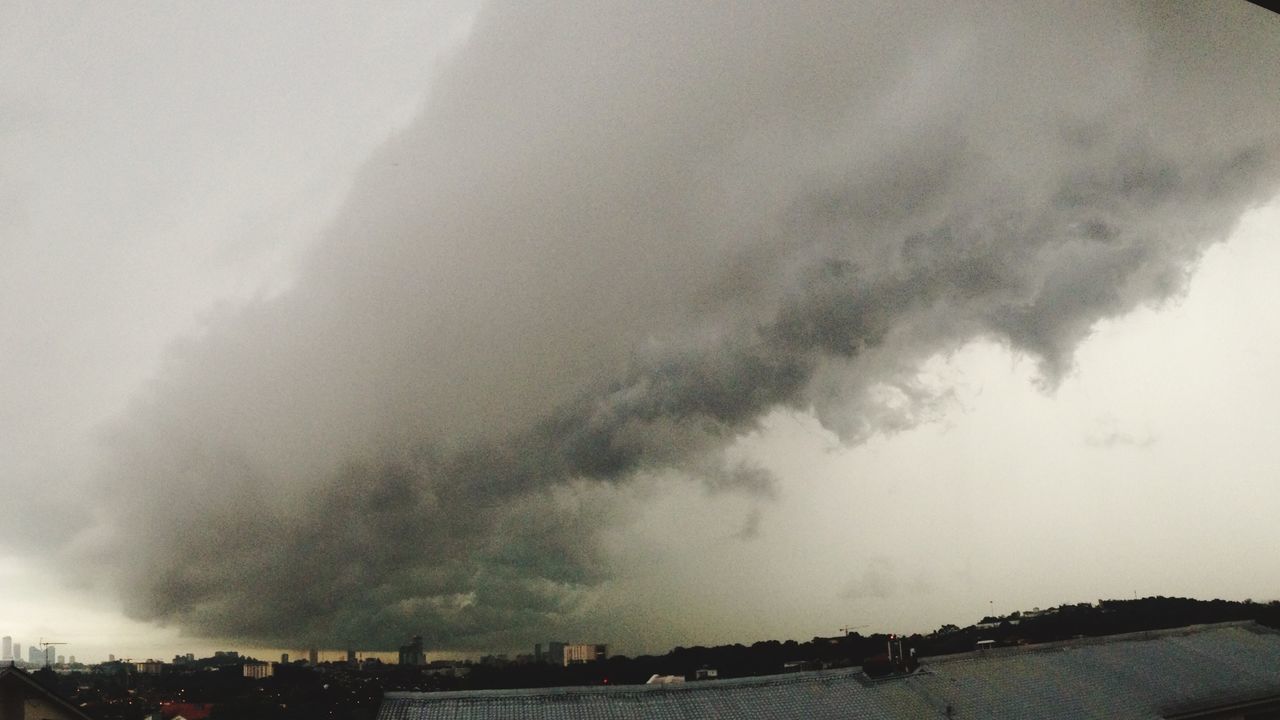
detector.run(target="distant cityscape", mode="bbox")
[0,630,608,676]
[3,596,1279,719]
[1,626,613,718]
[2,635,77,669]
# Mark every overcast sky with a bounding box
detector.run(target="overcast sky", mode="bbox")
[3,1,1279,663]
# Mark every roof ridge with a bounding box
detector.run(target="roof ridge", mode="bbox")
[921,620,1268,664]
[386,665,868,700]
[0,664,95,720]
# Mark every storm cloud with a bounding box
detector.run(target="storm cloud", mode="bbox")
[69,1,1280,649]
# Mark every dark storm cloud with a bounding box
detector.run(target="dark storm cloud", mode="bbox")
[69,1,1280,649]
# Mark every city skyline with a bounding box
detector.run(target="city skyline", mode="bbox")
[0,619,430,666]
[3,2,1280,660]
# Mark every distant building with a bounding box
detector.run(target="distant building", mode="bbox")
[308,648,319,666]
[2,636,10,661]
[535,642,606,666]
[1020,607,1058,619]
[243,661,274,679]
[693,668,718,680]
[281,653,290,664]
[535,642,565,665]
[347,649,357,665]
[134,660,165,675]
[422,662,469,679]
[398,637,425,666]
[12,645,19,662]
[562,644,607,665]
[378,622,1280,720]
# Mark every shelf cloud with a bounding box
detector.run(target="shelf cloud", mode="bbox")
[70,1,1280,649]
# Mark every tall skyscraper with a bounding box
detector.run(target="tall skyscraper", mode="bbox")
[397,636,425,666]
[13,644,20,662]
[308,648,318,666]
[2,636,10,661]
[542,642,566,666]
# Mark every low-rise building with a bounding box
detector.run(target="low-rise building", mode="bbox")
[242,661,274,679]
[134,660,165,675]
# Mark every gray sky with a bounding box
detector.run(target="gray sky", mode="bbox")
[3,1,1280,662]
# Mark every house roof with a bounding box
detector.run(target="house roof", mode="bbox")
[0,664,95,720]
[377,622,1280,719]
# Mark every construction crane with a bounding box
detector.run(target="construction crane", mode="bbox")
[38,638,66,668]
[840,624,868,636]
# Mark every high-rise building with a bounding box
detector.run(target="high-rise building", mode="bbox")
[539,642,566,665]
[281,653,290,664]
[398,636,425,666]
[108,653,114,662]
[308,648,318,666]
[2,636,10,661]
[562,644,608,665]
[535,642,607,666]
[28,646,41,664]
[13,644,20,662]
[346,649,357,665]
[56,655,65,666]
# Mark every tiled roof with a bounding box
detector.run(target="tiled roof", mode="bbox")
[377,622,1280,720]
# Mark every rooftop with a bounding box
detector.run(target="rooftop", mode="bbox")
[377,622,1280,719]
[0,664,95,720]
